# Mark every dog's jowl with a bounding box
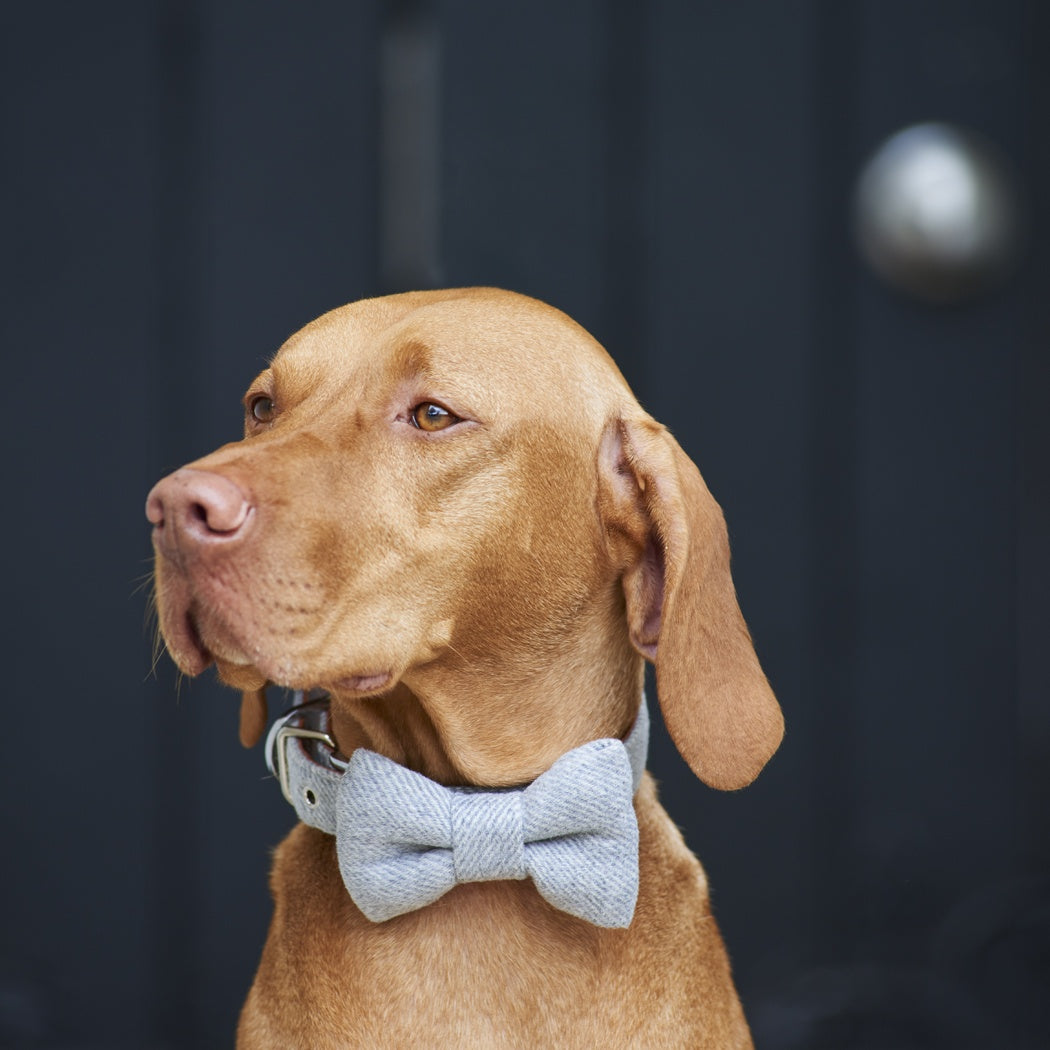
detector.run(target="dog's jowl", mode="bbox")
[147,288,783,1049]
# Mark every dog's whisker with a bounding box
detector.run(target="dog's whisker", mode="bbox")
[147,634,166,680]
[131,576,155,599]
[443,640,468,666]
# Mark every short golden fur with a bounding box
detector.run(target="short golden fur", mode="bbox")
[147,288,783,1048]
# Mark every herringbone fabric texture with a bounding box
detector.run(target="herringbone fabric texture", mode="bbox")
[336,737,640,926]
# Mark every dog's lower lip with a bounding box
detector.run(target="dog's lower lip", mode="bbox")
[332,672,392,693]
[181,609,213,674]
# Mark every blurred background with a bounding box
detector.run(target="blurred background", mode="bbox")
[3,1,1048,1046]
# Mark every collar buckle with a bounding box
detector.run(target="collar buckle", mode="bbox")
[266,695,348,804]
[272,723,339,804]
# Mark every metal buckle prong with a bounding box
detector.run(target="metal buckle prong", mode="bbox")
[273,724,338,804]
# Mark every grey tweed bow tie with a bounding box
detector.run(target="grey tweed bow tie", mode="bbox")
[267,698,649,929]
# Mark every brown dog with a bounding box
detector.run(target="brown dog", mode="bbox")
[147,288,782,1048]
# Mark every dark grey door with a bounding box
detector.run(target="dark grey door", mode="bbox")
[3,1,1046,1046]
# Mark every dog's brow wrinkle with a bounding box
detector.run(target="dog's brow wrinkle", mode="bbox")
[392,337,435,376]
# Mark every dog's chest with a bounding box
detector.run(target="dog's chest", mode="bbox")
[257,838,629,1044]
[244,803,749,1049]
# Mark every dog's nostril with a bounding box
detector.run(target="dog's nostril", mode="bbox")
[188,501,211,528]
[192,490,250,534]
[187,483,250,535]
[147,469,252,541]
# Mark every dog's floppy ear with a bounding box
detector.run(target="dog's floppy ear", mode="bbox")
[600,416,783,790]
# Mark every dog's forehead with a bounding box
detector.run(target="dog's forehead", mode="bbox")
[270,290,632,415]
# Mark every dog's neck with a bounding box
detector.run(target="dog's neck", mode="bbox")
[327,611,644,788]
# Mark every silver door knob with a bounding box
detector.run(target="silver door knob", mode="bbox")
[853,123,1020,303]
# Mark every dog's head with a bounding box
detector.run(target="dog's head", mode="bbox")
[148,288,781,790]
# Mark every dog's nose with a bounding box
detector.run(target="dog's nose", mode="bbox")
[146,468,253,544]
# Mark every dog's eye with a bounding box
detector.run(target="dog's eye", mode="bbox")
[248,395,275,424]
[411,402,459,432]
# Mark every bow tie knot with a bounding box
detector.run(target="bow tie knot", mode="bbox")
[452,792,526,883]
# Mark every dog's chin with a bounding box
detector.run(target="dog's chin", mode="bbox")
[213,656,268,691]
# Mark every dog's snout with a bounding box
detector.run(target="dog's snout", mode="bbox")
[147,468,252,545]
